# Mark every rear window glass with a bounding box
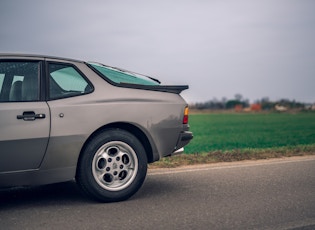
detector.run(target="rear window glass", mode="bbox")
[88,62,159,86]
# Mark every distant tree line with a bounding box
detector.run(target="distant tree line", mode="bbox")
[190,94,309,111]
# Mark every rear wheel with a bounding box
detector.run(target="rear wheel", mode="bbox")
[76,129,147,202]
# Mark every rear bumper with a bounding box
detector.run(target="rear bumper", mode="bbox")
[173,131,193,155]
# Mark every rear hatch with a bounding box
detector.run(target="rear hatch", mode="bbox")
[87,62,188,94]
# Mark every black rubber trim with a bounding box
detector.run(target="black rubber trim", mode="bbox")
[119,83,189,94]
[180,131,193,142]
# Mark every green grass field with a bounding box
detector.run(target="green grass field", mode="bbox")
[184,112,315,154]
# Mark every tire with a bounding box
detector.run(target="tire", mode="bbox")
[76,129,148,202]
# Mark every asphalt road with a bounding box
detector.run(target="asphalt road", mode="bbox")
[1,156,315,230]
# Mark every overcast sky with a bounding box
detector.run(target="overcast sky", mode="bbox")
[1,0,314,103]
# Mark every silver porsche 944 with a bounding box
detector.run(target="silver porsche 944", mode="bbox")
[0,54,193,202]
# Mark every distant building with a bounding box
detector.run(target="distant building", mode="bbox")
[275,105,288,112]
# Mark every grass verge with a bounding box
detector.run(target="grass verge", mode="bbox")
[149,144,315,168]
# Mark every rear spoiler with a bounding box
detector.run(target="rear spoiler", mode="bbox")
[119,83,189,94]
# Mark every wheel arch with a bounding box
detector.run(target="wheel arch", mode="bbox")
[79,122,155,165]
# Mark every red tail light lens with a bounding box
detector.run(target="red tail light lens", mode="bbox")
[183,106,189,124]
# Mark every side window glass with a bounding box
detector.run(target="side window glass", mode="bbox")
[0,61,40,102]
[49,63,93,100]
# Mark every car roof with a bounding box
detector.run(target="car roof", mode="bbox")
[0,53,85,63]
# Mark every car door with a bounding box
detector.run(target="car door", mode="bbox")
[0,60,50,172]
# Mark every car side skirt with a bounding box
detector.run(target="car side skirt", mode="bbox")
[0,166,76,187]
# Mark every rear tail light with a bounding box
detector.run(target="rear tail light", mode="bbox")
[183,106,189,124]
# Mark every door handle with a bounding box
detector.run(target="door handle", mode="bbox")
[17,111,46,121]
